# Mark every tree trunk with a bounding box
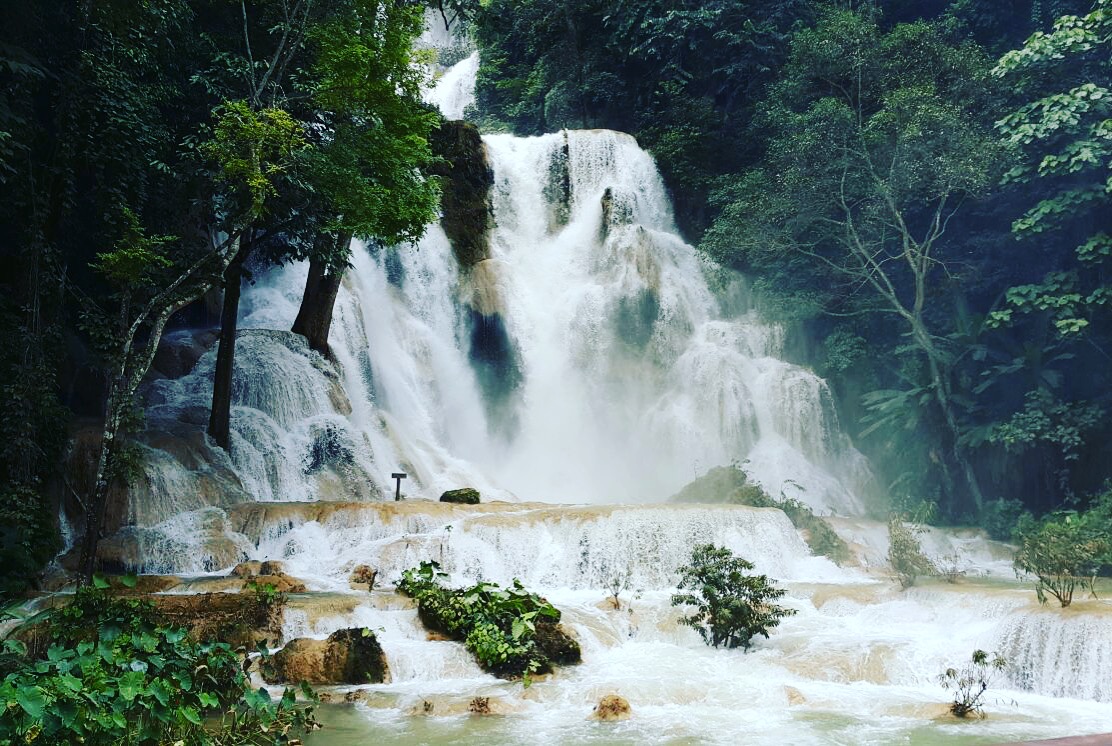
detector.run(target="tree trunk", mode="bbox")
[914,322,986,515]
[79,232,243,582]
[208,235,254,450]
[292,232,350,358]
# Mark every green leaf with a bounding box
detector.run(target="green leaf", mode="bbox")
[181,705,202,725]
[118,671,146,702]
[16,685,46,718]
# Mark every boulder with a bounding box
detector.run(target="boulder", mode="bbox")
[249,572,306,594]
[151,329,218,379]
[259,560,287,576]
[264,628,388,685]
[591,694,631,721]
[440,487,480,505]
[534,622,581,666]
[230,561,262,578]
[349,564,378,588]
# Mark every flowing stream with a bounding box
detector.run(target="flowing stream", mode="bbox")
[117,48,1112,744]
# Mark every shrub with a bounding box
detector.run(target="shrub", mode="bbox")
[1013,511,1108,607]
[0,579,317,745]
[670,544,795,650]
[938,649,1008,718]
[397,561,576,680]
[887,515,936,588]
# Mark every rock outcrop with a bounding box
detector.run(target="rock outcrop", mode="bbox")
[429,121,493,268]
[591,694,631,721]
[263,628,388,685]
[349,564,378,589]
[439,487,481,504]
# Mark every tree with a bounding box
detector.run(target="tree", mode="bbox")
[77,102,307,581]
[290,0,441,358]
[670,544,795,650]
[938,649,1008,718]
[887,514,937,588]
[980,0,1112,503]
[1013,509,1109,606]
[701,10,1003,516]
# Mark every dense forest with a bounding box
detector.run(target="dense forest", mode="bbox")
[1,0,1110,596]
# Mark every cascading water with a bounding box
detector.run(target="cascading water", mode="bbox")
[112,45,1112,745]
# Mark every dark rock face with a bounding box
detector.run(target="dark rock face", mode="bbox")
[152,329,219,379]
[534,622,582,666]
[430,121,493,268]
[263,628,388,685]
[439,487,480,504]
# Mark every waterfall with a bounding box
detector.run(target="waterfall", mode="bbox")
[132,67,877,538]
[98,50,1112,745]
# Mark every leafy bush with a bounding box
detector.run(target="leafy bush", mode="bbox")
[671,544,795,650]
[1013,511,1108,607]
[397,562,572,680]
[0,580,316,745]
[887,515,937,588]
[938,649,1008,718]
[670,467,850,564]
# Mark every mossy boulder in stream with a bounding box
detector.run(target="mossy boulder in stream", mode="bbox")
[440,487,481,504]
[398,561,581,679]
[263,628,388,685]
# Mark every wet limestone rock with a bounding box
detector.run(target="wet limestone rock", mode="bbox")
[349,564,378,589]
[230,561,262,578]
[592,694,631,721]
[263,628,388,685]
[228,560,305,593]
[153,591,282,647]
[429,121,494,268]
[440,487,480,505]
[535,622,582,666]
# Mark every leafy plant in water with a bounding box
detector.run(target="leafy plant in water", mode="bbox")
[0,581,317,744]
[1013,510,1107,607]
[887,514,937,589]
[397,561,567,681]
[938,649,1008,718]
[671,544,795,650]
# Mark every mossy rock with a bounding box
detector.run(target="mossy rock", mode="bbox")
[440,487,480,504]
[263,628,387,685]
[534,622,581,666]
[429,121,493,267]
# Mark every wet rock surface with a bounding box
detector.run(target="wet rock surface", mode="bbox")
[263,627,388,685]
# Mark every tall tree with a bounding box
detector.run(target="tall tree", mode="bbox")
[701,10,1003,516]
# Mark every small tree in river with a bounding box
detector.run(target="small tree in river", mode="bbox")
[671,544,795,650]
[1013,511,1108,607]
[938,649,1008,718]
[887,514,937,589]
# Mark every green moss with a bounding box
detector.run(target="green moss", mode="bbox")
[440,487,481,504]
[669,466,850,564]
